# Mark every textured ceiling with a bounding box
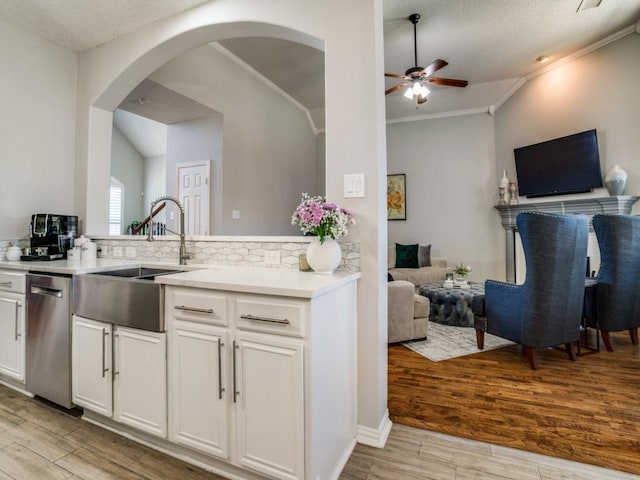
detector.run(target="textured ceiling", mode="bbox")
[0,0,209,51]
[0,0,639,122]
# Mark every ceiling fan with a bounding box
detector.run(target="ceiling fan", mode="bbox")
[385,13,468,106]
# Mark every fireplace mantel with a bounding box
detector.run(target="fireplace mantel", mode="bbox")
[494,195,639,281]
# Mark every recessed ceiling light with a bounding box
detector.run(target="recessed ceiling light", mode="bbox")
[536,55,550,63]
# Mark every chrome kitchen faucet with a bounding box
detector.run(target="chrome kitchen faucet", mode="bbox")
[147,195,190,265]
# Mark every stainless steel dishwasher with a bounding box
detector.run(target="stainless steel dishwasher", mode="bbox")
[26,273,73,408]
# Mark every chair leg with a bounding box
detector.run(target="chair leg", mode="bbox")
[601,331,614,352]
[475,329,485,349]
[565,343,577,361]
[525,347,538,370]
[629,327,639,345]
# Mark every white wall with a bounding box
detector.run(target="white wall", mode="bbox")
[387,113,503,281]
[495,33,640,213]
[151,43,316,236]
[0,18,77,239]
[75,0,388,444]
[111,126,144,231]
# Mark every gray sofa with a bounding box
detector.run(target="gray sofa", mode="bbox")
[387,246,449,287]
[388,280,430,343]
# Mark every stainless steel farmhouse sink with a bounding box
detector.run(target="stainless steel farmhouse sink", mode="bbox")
[73,267,184,332]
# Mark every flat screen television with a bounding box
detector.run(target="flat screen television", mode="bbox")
[514,129,603,198]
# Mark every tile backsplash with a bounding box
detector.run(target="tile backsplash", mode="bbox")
[93,237,360,273]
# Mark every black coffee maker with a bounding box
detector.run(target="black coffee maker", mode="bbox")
[22,214,78,261]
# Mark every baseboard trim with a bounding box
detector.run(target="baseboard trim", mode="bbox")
[356,409,392,448]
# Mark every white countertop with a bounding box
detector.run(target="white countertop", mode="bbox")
[0,259,360,298]
[155,265,360,298]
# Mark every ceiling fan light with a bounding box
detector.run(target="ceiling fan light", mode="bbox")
[403,87,414,99]
[420,85,430,97]
[412,81,422,95]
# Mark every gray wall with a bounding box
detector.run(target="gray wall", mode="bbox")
[166,115,223,235]
[495,33,640,212]
[0,18,77,239]
[151,43,319,236]
[386,113,502,281]
[111,126,145,232]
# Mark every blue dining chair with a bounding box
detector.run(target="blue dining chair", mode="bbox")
[592,214,640,351]
[475,211,589,369]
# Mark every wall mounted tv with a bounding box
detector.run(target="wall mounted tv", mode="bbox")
[514,129,603,198]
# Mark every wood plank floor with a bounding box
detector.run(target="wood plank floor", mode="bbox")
[1,329,638,480]
[387,329,640,477]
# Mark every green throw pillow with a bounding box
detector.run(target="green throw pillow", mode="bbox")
[395,243,419,268]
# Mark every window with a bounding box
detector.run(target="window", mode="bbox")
[109,177,124,235]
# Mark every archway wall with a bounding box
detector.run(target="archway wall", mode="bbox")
[74,0,390,443]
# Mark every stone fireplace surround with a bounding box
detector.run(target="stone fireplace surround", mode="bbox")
[494,195,639,282]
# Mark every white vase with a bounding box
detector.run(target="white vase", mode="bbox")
[306,237,342,274]
[604,165,628,196]
[499,170,510,203]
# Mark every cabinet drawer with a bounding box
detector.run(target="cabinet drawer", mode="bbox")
[169,288,227,326]
[235,296,306,338]
[0,270,26,294]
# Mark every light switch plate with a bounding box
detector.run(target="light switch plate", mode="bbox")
[232,210,240,219]
[112,246,123,258]
[344,174,365,198]
[125,246,136,258]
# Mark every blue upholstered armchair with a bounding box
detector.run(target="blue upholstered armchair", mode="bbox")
[474,212,589,369]
[592,214,640,351]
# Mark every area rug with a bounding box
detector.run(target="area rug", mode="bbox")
[402,322,515,362]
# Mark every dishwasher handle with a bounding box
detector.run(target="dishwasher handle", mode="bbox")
[30,285,63,298]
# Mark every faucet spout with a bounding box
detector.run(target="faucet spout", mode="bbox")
[147,195,190,265]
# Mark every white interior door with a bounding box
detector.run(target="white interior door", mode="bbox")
[177,161,210,235]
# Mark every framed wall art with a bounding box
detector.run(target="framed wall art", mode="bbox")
[387,174,406,220]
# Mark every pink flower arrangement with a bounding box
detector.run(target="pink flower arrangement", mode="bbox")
[291,193,355,243]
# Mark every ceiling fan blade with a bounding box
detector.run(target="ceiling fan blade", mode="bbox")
[420,59,448,78]
[426,77,469,88]
[385,73,407,79]
[385,83,408,95]
[417,95,428,105]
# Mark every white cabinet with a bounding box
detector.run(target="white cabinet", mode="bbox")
[0,292,26,382]
[169,319,228,458]
[166,282,356,480]
[114,326,167,437]
[72,316,167,437]
[0,270,27,384]
[235,332,304,480]
[72,316,112,416]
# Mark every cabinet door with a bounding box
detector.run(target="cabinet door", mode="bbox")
[0,293,25,382]
[113,327,167,438]
[235,332,304,480]
[72,316,112,416]
[169,319,229,459]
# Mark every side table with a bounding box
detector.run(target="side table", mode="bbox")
[579,277,599,355]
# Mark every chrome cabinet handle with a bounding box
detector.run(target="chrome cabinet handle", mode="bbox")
[218,339,225,400]
[30,285,63,298]
[240,314,290,325]
[0,281,12,287]
[15,301,21,341]
[102,328,109,378]
[0,298,22,341]
[113,332,119,380]
[232,340,239,403]
[174,305,214,315]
